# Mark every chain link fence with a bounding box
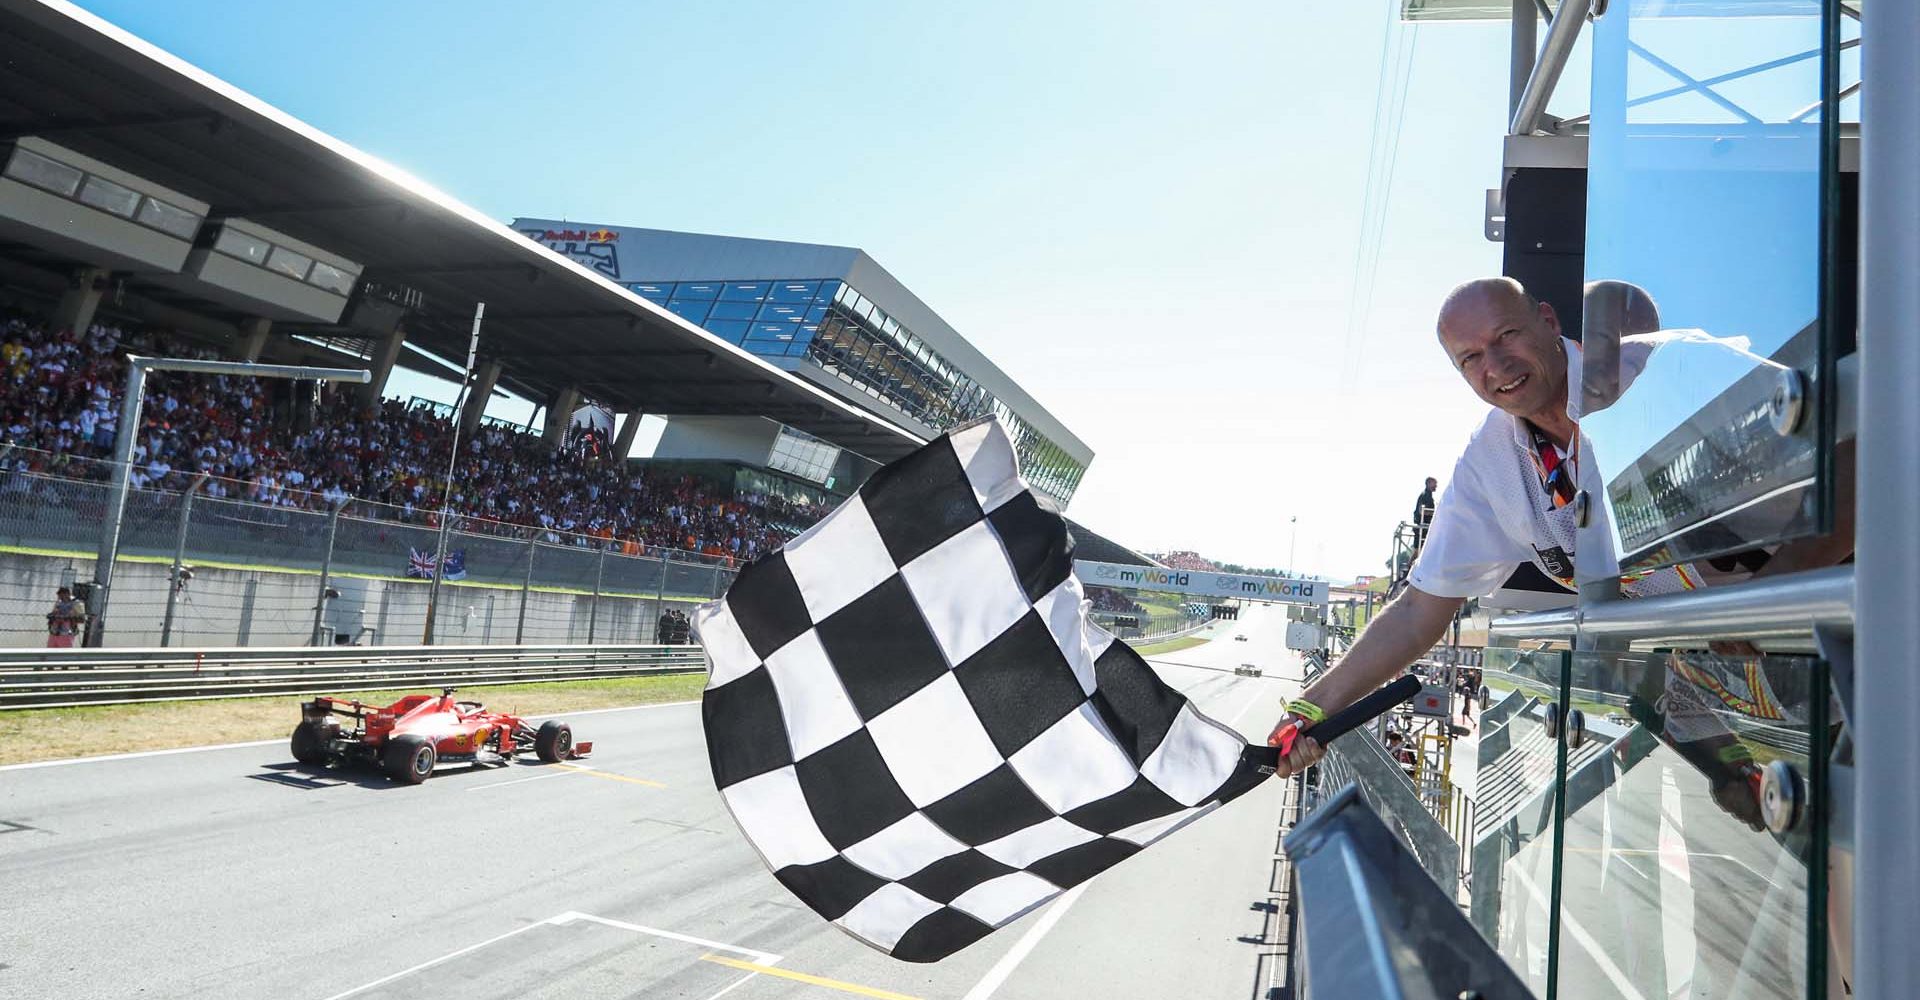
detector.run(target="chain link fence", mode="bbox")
[0,466,739,649]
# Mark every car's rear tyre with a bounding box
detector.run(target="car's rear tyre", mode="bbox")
[384,735,436,784]
[535,721,573,763]
[290,722,328,766]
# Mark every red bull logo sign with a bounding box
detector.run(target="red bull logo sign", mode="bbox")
[540,228,619,243]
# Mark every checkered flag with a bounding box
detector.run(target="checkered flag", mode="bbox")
[693,418,1274,962]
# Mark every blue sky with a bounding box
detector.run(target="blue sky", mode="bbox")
[72,0,1593,580]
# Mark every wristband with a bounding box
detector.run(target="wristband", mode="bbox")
[1285,698,1326,725]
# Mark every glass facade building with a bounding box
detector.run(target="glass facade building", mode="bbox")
[515,220,1093,508]
[624,275,1084,504]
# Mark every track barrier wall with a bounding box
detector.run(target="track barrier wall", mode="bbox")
[0,467,740,649]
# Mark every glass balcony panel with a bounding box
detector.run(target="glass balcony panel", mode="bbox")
[1554,650,1826,1000]
[1580,1,1831,573]
[1470,647,1569,996]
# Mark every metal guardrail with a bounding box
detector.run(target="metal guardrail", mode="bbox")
[0,643,707,709]
[1311,724,1462,891]
[1284,784,1532,1000]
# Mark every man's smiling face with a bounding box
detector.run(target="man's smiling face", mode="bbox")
[1437,279,1566,420]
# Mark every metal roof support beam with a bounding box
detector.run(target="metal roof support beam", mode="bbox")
[542,384,580,449]
[457,357,502,439]
[1510,0,1538,119]
[613,409,645,460]
[233,316,271,362]
[358,319,406,408]
[52,265,109,336]
[1509,0,1587,136]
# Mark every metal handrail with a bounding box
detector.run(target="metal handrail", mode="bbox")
[1489,564,1853,641]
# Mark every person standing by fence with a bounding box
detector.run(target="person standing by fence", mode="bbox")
[45,585,86,648]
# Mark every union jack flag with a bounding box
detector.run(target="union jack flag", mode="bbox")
[406,548,437,579]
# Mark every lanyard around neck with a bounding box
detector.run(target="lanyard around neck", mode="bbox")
[1528,422,1576,509]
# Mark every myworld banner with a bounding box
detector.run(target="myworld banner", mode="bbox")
[1073,560,1330,607]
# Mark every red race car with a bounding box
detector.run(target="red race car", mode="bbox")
[290,688,592,784]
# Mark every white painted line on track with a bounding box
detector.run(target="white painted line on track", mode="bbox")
[961,883,1087,1000]
[320,916,555,1000]
[1229,686,1272,727]
[0,699,700,772]
[698,971,761,1000]
[0,738,280,772]
[558,911,782,966]
[526,699,699,720]
[320,910,778,1000]
[465,764,595,792]
[1511,860,1649,1000]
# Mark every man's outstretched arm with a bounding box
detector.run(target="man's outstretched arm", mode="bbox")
[1267,585,1463,776]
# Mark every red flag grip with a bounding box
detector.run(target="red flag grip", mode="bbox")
[1273,674,1423,758]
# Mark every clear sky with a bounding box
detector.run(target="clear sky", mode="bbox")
[72,0,1595,582]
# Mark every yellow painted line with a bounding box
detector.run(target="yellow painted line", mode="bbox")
[552,762,666,788]
[699,955,922,1000]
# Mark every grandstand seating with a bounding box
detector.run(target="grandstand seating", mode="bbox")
[0,304,827,563]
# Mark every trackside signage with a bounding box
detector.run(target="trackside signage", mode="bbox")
[1073,560,1331,607]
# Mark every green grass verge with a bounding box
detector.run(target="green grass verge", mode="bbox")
[0,671,707,767]
[1132,636,1209,657]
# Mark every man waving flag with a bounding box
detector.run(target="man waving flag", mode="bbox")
[693,418,1275,962]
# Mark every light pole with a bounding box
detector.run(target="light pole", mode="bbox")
[1288,516,1298,578]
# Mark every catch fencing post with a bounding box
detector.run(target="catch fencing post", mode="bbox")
[515,537,535,645]
[654,549,670,642]
[310,504,342,646]
[422,516,451,645]
[158,476,204,648]
[89,356,369,645]
[588,546,606,644]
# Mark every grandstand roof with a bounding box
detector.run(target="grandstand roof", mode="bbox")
[0,0,924,463]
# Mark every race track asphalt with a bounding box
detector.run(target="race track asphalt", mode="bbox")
[0,606,1304,1000]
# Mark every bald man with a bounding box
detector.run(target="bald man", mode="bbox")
[1265,276,1801,772]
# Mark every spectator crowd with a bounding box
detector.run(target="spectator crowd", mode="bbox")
[1,307,830,564]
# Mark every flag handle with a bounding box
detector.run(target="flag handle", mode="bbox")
[1270,674,1422,760]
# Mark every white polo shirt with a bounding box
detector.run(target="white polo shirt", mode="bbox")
[1409,335,1701,601]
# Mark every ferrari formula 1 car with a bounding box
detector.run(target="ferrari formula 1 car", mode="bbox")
[290,688,592,784]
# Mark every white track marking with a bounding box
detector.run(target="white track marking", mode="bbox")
[1511,862,1650,1000]
[557,911,781,965]
[320,911,778,1000]
[1658,767,1696,995]
[1228,686,1273,727]
[526,699,698,720]
[319,917,556,1000]
[698,971,761,1000]
[464,764,594,792]
[961,883,1088,1000]
[1,699,700,772]
[0,738,280,771]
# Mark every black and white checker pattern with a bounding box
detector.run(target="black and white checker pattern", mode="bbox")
[693,418,1272,962]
